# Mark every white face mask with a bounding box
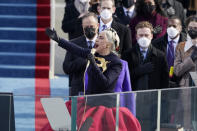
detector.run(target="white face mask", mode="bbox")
[79,0,89,3]
[167,27,179,39]
[138,37,151,48]
[100,9,112,20]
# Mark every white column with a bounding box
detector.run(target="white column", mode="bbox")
[49,0,56,79]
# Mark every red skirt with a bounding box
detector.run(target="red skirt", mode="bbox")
[42,98,141,131]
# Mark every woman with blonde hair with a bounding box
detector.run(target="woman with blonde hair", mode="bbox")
[43,27,141,131]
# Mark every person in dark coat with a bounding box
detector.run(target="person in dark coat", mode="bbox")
[129,0,168,45]
[61,0,90,40]
[152,16,187,125]
[63,13,99,96]
[99,0,132,55]
[65,0,73,5]
[159,0,186,30]
[44,27,142,131]
[115,0,136,26]
[122,21,169,131]
[122,21,169,91]
[152,16,186,88]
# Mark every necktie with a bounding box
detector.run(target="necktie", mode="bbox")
[167,40,174,69]
[102,25,107,31]
[126,11,130,18]
[88,41,93,49]
[142,50,146,59]
[140,50,146,63]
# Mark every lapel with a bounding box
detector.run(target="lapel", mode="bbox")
[179,32,187,43]
[144,45,157,63]
[80,36,89,48]
[119,7,126,17]
[111,20,119,33]
[119,7,131,22]
[163,34,168,54]
[135,44,144,64]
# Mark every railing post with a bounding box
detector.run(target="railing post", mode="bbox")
[71,96,77,131]
[49,0,56,79]
[156,90,161,131]
[115,93,120,131]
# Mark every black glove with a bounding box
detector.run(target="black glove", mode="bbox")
[135,62,154,76]
[45,28,60,42]
[87,53,96,64]
[191,47,197,61]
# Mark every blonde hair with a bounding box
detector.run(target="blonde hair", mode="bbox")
[100,0,115,7]
[135,21,154,33]
[103,28,120,55]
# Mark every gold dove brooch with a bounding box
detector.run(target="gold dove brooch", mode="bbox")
[95,57,111,72]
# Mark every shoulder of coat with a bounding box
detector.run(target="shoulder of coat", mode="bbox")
[176,41,186,51]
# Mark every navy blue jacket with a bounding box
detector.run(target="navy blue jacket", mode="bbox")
[59,38,122,95]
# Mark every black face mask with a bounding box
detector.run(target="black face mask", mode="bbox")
[89,3,99,14]
[188,29,197,39]
[84,27,96,39]
[122,0,134,8]
[144,2,156,14]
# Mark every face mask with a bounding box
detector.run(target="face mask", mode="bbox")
[100,9,112,20]
[144,2,155,14]
[80,0,89,3]
[167,27,179,39]
[122,0,134,8]
[84,27,96,39]
[138,37,151,48]
[188,29,197,39]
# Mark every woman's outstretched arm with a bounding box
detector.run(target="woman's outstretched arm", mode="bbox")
[58,38,91,58]
[45,28,91,58]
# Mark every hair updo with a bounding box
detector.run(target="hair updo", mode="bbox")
[102,28,120,55]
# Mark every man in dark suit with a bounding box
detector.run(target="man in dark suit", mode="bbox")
[152,16,186,125]
[122,21,169,131]
[122,21,169,91]
[99,0,132,55]
[115,0,136,26]
[152,16,186,87]
[63,13,99,96]
[61,0,90,40]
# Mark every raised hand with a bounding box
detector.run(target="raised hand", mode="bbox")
[45,28,60,42]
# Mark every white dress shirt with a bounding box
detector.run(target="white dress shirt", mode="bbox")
[140,47,148,59]
[86,34,97,48]
[99,18,113,33]
[123,6,135,18]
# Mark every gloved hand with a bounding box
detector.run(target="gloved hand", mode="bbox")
[191,46,197,61]
[45,28,60,42]
[135,62,154,76]
[87,53,96,64]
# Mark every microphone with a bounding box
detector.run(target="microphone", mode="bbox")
[83,48,96,96]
